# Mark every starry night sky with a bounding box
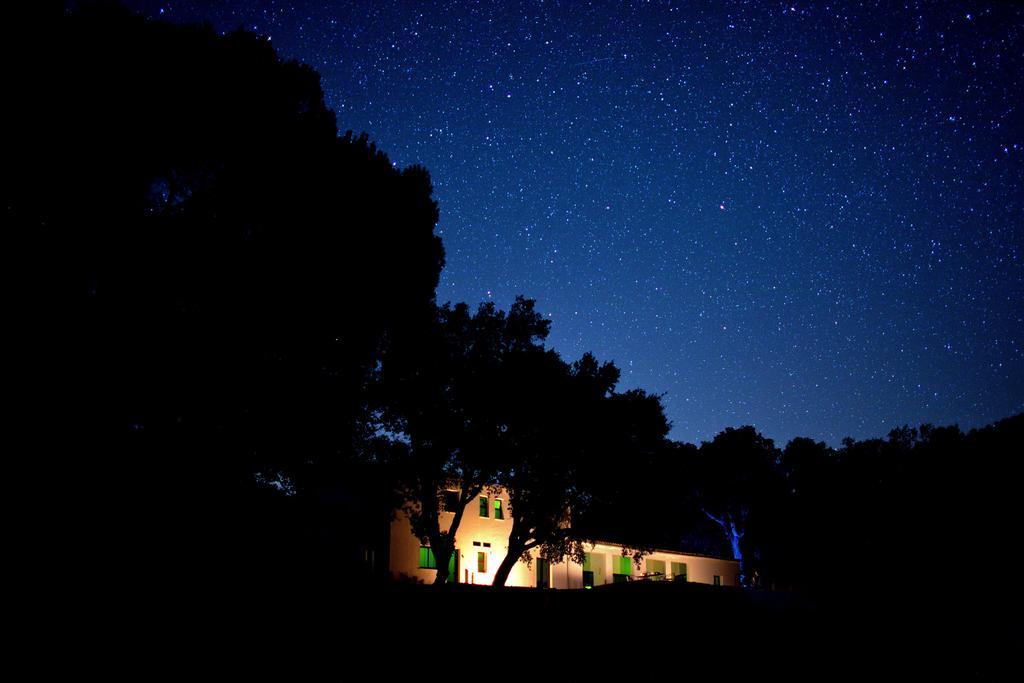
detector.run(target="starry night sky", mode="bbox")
[124,1,1023,446]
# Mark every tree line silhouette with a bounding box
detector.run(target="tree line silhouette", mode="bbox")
[9,4,1019,613]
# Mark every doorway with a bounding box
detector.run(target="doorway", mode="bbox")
[536,558,550,589]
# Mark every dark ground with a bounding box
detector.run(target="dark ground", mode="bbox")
[72,574,1010,680]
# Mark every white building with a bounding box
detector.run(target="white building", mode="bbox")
[389,486,740,588]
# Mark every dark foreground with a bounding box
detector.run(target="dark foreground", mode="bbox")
[74,573,1012,679]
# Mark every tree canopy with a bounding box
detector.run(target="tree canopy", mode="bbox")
[9,3,443,572]
[487,351,625,585]
[374,297,552,584]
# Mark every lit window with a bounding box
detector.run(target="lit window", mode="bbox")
[479,496,488,517]
[494,499,504,519]
[714,575,722,586]
[419,546,437,569]
[419,546,456,577]
[671,561,688,582]
[477,551,487,573]
[613,555,631,583]
[537,558,551,589]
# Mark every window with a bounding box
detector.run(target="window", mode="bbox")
[419,546,437,569]
[494,499,504,519]
[671,562,688,582]
[477,551,487,573]
[536,558,551,589]
[714,575,722,586]
[419,546,457,578]
[613,554,632,583]
[646,559,665,580]
[479,496,489,517]
[585,552,598,589]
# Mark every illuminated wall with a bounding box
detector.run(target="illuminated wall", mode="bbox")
[389,486,740,588]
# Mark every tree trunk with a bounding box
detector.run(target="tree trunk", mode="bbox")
[491,542,525,587]
[727,521,746,586]
[703,508,746,587]
[432,539,452,585]
[429,483,477,587]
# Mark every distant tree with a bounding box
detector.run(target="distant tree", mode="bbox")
[376,297,550,585]
[751,436,836,588]
[696,426,782,586]
[779,437,834,496]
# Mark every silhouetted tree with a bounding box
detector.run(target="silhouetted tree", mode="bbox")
[7,3,444,578]
[375,297,550,584]
[746,436,836,589]
[696,426,783,586]
[488,352,623,586]
[567,387,679,564]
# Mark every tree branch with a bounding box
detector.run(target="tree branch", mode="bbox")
[702,507,726,528]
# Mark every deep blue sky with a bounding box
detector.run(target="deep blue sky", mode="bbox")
[125,1,1023,446]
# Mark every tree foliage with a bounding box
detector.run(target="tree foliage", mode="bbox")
[488,351,624,585]
[375,297,551,584]
[8,3,444,571]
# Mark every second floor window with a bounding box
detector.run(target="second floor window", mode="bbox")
[479,496,488,517]
[494,499,504,519]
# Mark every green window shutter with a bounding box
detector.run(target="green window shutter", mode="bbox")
[477,552,487,573]
[582,553,593,572]
[448,552,456,575]
[479,496,488,517]
[494,499,503,519]
[671,562,688,581]
[616,555,632,575]
[419,546,437,569]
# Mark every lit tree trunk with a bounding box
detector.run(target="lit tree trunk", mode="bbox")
[429,483,477,586]
[491,519,537,586]
[410,478,448,585]
[703,508,747,586]
[726,521,744,584]
[492,541,531,586]
[430,533,453,585]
